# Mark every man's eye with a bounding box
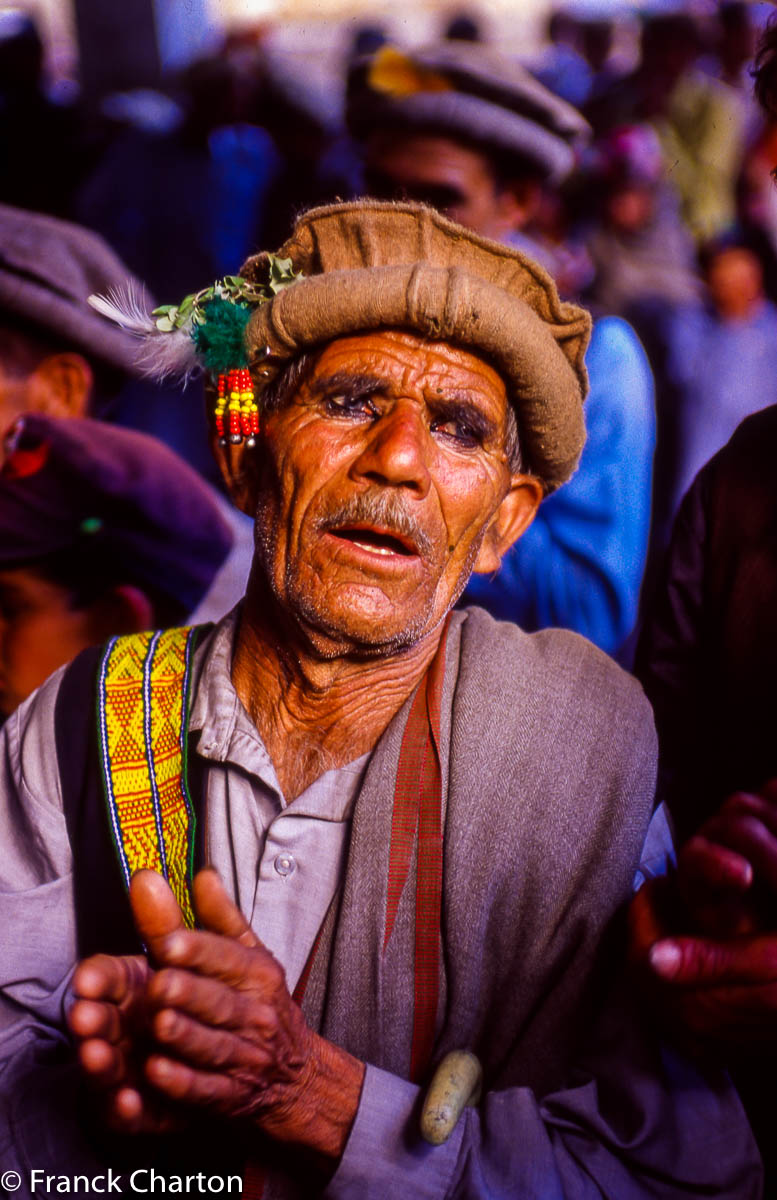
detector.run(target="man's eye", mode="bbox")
[432,418,480,447]
[324,394,377,417]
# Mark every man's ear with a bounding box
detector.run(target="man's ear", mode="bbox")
[26,353,93,417]
[210,433,260,517]
[472,475,543,574]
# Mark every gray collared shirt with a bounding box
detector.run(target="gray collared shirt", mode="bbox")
[187,612,368,994]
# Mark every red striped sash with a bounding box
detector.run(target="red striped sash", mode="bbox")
[243,625,448,1194]
[387,625,447,1081]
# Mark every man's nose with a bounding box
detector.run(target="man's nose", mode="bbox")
[349,402,432,497]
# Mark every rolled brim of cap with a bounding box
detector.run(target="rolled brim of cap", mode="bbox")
[0,272,145,376]
[347,42,590,185]
[242,202,590,491]
[0,203,152,376]
[249,264,582,488]
[351,91,576,184]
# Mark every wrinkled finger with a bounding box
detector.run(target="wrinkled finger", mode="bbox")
[153,929,282,992]
[666,980,777,1047]
[72,954,146,1004]
[68,998,123,1043]
[78,1037,128,1089]
[728,788,777,836]
[130,870,188,959]
[678,835,753,894]
[649,934,777,985]
[152,1007,273,1072]
[109,1086,144,1132]
[106,1086,183,1136]
[193,869,259,948]
[145,1055,244,1111]
[152,929,250,981]
[699,811,777,891]
[679,981,777,1036]
[148,968,248,1029]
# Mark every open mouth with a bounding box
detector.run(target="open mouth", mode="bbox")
[328,526,417,557]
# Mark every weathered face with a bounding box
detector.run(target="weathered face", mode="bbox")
[242,329,540,655]
[363,132,525,241]
[0,565,98,716]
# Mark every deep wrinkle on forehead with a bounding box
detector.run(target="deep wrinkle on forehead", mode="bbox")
[309,332,506,397]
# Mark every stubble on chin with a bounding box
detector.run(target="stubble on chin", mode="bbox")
[250,496,484,658]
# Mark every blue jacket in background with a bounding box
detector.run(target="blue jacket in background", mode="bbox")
[463,316,655,656]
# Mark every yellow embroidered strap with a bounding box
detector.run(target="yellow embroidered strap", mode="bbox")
[97,626,203,928]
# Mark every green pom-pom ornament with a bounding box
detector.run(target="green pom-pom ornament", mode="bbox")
[191,297,252,375]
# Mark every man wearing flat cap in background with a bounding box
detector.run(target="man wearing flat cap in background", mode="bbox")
[0,202,252,625]
[346,41,655,659]
[0,414,232,718]
[0,201,758,1196]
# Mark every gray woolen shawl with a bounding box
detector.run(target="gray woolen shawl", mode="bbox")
[264,607,759,1198]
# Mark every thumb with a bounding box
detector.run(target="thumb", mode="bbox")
[192,867,260,948]
[649,934,777,985]
[129,869,187,959]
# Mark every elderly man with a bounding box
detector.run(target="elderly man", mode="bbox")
[0,202,758,1196]
[346,42,655,657]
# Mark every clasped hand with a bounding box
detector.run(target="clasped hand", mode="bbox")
[67,868,363,1157]
[631,785,777,1044]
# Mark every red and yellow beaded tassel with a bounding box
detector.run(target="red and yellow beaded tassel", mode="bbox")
[227,369,242,444]
[214,374,228,444]
[214,368,259,447]
[239,368,259,447]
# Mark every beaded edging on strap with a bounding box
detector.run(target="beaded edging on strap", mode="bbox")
[96,626,203,928]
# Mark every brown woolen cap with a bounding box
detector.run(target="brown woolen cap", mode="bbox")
[241,201,590,492]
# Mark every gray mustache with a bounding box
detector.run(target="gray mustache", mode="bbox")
[318,491,435,557]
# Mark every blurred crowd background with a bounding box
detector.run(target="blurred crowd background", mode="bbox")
[2,0,776,664]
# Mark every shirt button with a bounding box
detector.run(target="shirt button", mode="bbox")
[274,852,296,878]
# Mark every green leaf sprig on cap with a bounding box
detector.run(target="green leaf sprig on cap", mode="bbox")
[88,255,304,384]
[151,257,303,334]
